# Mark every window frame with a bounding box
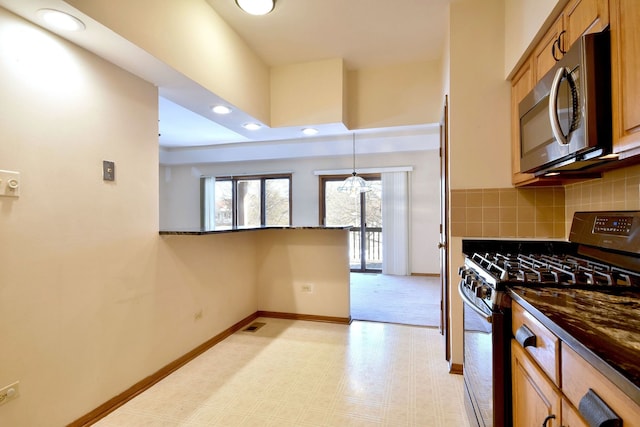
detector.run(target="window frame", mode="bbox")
[212,173,292,227]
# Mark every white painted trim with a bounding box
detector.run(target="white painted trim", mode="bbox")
[313,166,413,175]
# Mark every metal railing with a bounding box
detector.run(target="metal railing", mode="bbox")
[349,227,382,270]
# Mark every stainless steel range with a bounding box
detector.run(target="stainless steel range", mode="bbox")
[458,211,640,427]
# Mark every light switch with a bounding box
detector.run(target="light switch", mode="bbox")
[103,161,115,181]
[0,169,20,197]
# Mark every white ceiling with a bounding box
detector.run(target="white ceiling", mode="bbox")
[205,0,448,69]
[0,0,448,155]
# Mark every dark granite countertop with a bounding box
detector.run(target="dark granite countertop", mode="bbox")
[510,286,640,405]
[159,225,350,235]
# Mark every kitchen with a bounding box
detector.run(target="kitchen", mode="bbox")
[0,0,639,426]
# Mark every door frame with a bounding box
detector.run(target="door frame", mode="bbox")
[439,95,451,362]
[319,174,381,272]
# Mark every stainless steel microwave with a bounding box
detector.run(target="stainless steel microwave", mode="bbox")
[519,31,612,176]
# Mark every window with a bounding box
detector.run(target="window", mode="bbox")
[202,174,291,229]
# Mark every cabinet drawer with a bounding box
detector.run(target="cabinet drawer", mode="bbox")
[512,301,560,386]
[562,344,640,427]
[562,398,588,427]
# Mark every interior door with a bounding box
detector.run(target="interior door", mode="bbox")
[439,95,451,361]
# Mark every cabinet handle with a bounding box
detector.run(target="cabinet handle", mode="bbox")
[551,30,567,61]
[557,30,567,55]
[515,324,537,348]
[542,414,556,427]
[578,389,622,427]
[552,38,562,61]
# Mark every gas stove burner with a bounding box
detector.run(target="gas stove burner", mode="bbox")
[469,251,640,288]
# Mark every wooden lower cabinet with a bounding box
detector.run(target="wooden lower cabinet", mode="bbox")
[562,398,589,427]
[511,340,562,426]
[512,300,640,427]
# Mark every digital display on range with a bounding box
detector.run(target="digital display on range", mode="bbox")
[593,215,633,236]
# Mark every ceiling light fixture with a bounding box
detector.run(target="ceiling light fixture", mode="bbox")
[243,123,261,130]
[338,133,371,195]
[212,105,232,115]
[302,128,318,136]
[37,9,86,31]
[235,0,275,15]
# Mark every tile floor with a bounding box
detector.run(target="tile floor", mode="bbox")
[92,318,469,427]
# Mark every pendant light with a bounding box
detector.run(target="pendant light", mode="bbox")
[338,133,371,195]
[235,0,275,15]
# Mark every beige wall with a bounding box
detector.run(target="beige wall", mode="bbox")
[159,149,442,275]
[271,58,347,128]
[0,9,349,426]
[446,0,512,367]
[348,59,444,128]
[67,0,271,123]
[256,229,350,317]
[449,1,512,191]
[66,0,443,133]
[504,0,565,77]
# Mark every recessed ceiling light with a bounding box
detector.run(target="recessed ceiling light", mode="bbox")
[212,105,232,115]
[235,0,275,15]
[243,123,261,130]
[37,9,86,31]
[302,128,319,136]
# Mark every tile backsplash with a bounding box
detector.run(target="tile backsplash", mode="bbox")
[565,163,640,233]
[451,187,565,238]
[451,163,640,239]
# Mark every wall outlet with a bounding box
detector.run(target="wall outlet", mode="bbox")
[0,169,20,197]
[301,283,314,293]
[0,381,19,406]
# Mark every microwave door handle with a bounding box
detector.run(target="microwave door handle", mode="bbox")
[549,67,570,146]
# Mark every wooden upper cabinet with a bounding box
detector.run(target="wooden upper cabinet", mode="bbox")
[610,0,640,158]
[532,0,609,82]
[511,58,537,186]
[533,16,564,81]
[564,0,610,47]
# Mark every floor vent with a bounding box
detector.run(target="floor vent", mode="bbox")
[243,322,266,332]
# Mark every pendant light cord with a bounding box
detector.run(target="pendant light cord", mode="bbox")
[352,133,357,176]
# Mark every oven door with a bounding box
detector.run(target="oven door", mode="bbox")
[459,281,510,427]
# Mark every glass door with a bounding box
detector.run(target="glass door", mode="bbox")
[322,176,382,272]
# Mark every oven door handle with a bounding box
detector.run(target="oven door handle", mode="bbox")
[458,281,492,324]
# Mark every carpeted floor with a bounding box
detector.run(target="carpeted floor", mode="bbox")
[350,272,441,327]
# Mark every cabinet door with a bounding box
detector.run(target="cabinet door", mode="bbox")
[512,340,562,427]
[533,16,564,81]
[511,59,537,186]
[564,0,609,48]
[611,0,640,157]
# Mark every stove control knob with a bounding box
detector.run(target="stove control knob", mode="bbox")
[476,285,490,298]
[458,266,467,277]
[465,279,475,290]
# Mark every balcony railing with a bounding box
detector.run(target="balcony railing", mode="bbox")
[349,227,382,270]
